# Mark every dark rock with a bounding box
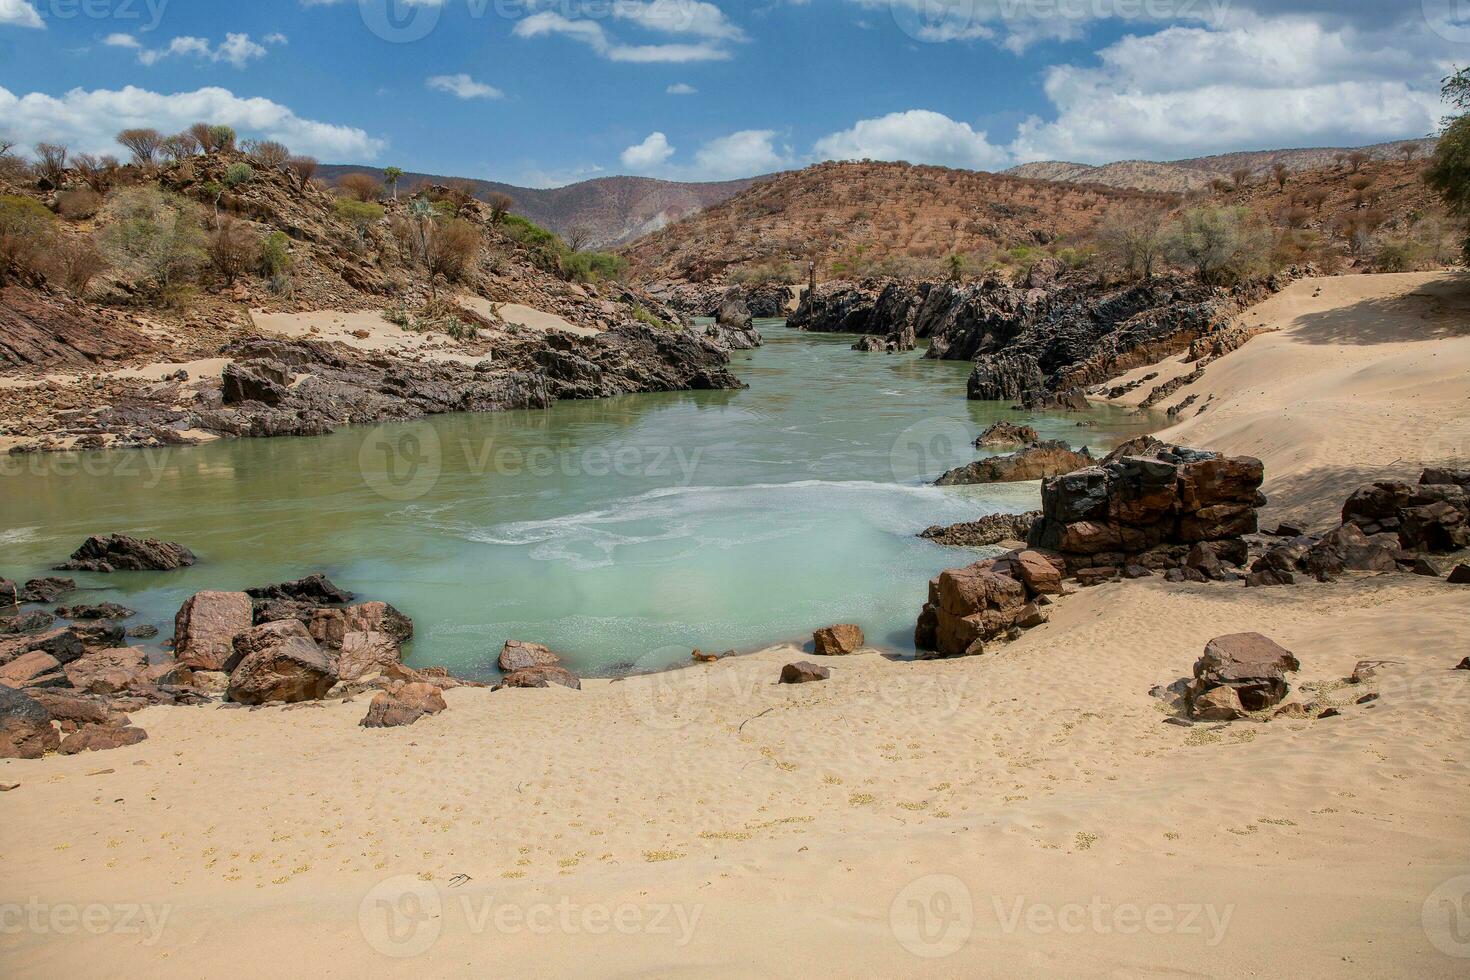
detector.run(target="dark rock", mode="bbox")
[496,665,581,690]
[0,578,16,607]
[920,511,1038,548]
[0,686,59,759]
[1272,522,1306,537]
[0,610,55,634]
[0,628,84,666]
[55,602,135,620]
[703,291,763,350]
[221,359,291,405]
[1300,524,1398,581]
[56,534,195,573]
[1448,564,1470,584]
[18,577,75,603]
[246,573,355,606]
[779,661,830,684]
[125,624,160,639]
[1409,558,1441,577]
[975,421,1039,448]
[1191,632,1299,714]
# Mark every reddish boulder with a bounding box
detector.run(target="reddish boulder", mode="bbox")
[813,624,864,656]
[780,661,830,684]
[0,651,63,688]
[0,686,59,759]
[496,666,581,690]
[359,682,447,728]
[336,631,402,683]
[174,591,253,670]
[307,601,413,648]
[227,621,336,704]
[59,724,148,754]
[63,647,147,693]
[1191,632,1299,714]
[498,640,559,672]
[0,628,83,666]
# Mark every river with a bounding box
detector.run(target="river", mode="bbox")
[0,321,1156,677]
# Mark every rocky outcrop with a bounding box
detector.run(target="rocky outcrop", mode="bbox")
[1341,469,1469,553]
[17,578,74,603]
[975,422,1039,448]
[498,640,560,672]
[1028,442,1265,577]
[919,511,1039,548]
[0,286,159,369]
[914,549,1056,658]
[174,591,255,671]
[54,603,135,621]
[360,681,447,728]
[935,441,1093,486]
[1188,633,1300,718]
[0,686,60,759]
[496,666,582,690]
[701,291,763,350]
[55,534,196,573]
[789,279,931,337]
[59,724,148,754]
[813,624,864,656]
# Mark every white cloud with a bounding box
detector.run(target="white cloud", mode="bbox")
[513,10,734,63]
[1009,19,1446,163]
[263,33,289,45]
[516,162,606,189]
[692,129,790,179]
[621,131,675,168]
[0,0,43,29]
[115,32,273,69]
[426,73,504,100]
[612,0,745,41]
[813,109,1009,170]
[666,83,697,95]
[0,84,386,160]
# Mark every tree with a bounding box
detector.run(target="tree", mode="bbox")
[338,172,382,202]
[116,128,164,168]
[1163,206,1267,285]
[1347,173,1375,209]
[946,253,964,283]
[486,191,513,225]
[383,166,404,201]
[72,154,114,194]
[188,123,236,154]
[0,194,55,284]
[1426,68,1470,259]
[98,186,207,296]
[1230,167,1252,190]
[566,224,593,252]
[334,198,385,239]
[206,215,260,285]
[1271,163,1289,190]
[1398,143,1421,164]
[160,134,198,162]
[1346,151,1369,173]
[242,139,290,169]
[1100,211,1166,280]
[286,156,319,182]
[45,234,108,295]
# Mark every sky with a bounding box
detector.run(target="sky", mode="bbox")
[0,0,1463,188]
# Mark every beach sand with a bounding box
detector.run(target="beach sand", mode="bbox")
[2,272,1468,977]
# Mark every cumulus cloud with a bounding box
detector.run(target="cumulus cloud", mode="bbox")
[813,109,1009,170]
[0,84,386,160]
[512,9,735,63]
[611,0,746,41]
[1009,19,1446,163]
[691,129,790,179]
[666,83,697,95]
[621,131,676,168]
[0,0,43,29]
[426,73,504,99]
[109,32,273,69]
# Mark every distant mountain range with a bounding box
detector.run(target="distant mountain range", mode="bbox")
[1006,138,1436,192]
[317,165,764,249]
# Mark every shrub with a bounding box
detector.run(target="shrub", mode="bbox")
[563,250,626,283]
[206,216,260,285]
[57,188,103,220]
[286,156,319,182]
[1163,206,1273,285]
[1099,211,1166,279]
[1372,238,1434,273]
[224,162,255,189]
[116,128,164,168]
[44,235,108,295]
[188,123,236,154]
[334,198,384,238]
[423,217,481,283]
[0,194,55,283]
[242,139,290,169]
[486,191,513,224]
[33,143,68,186]
[99,186,207,294]
[71,154,117,194]
[160,133,198,162]
[259,230,292,278]
[338,172,382,202]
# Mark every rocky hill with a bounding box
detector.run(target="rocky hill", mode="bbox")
[0,143,741,453]
[620,160,1179,286]
[1008,138,1437,193]
[318,166,764,249]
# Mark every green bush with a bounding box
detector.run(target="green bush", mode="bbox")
[563,250,626,283]
[99,186,206,294]
[259,230,292,277]
[0,194,56,282]
[631,304,669,330]
[223,163,254,189]
[334,198,385,237]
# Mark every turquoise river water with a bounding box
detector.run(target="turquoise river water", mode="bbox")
[0,320,1155,678]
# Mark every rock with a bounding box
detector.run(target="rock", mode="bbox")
[125,624,160,639]
[496,666,581,690]
[63,647,147,693]
[691,649,721,663]
[0,610,55,634]
[246,573,355,607]
[1342,478,1470,552]
[975,422,1040,448]
[0,628,84,666]
[0,578,16,607]
[1420,467,1470,489]
[0,652,62,688]
[1448,564,1470,584]
[307,602,413,648]
[1007,550,1064,595]
[227,621,336,704]
[1191,686,1245,721]
[919,511,1039,548]
[336,631,402,683]
[68,621,126,650]
[24,690,110,725]
[55,534,195,573]
[1455,657,1470,670]
[59,724,148,754]
[359,682,447,728]
[173,591,254,671]
[936,441,1092,486]
[1410,558,1441,577]
[1273,702,1312,719]
[55,602,135,620]
[498,640,560,672]
[0,686,59,759]
[222,359,292,405]
[18,577,75,603]
[780,661,830,684]
[1272,522,1306,537]
[701,291,764,350]
[1356,692,1379,705]
[1193,632,1299,713]
[1300,524,1398,581]
[1075,567,1119,587]
[812,624,864,656]
[1122,564,1153,579]
[915,561,1033,658]
[1318,707,1342,719]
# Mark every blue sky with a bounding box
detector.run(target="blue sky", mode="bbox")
[0,1,1461,187]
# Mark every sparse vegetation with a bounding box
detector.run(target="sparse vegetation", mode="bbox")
[1427,67,1470,260]
[33,143,68,186]
[98,186,207,299]
[1163,206,1273,285]
[116,128,164,168]
[243,139,291,169]
[334,198,385,239]
[206,216,260,285]
[338,172,383,203]
[0,194,55,284]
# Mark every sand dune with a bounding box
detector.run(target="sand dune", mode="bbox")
[2,273,1468,977]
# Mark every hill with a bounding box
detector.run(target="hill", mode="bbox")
[619,160,1180,285]
[318,166,764,249]
[1007,138,1436,193]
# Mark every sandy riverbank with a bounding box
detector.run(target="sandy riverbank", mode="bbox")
[2,272,1468,977]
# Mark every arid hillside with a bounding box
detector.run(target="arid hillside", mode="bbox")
[1008,138,1437,193]
[319,166,765,249]
[620,160,1180,284]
